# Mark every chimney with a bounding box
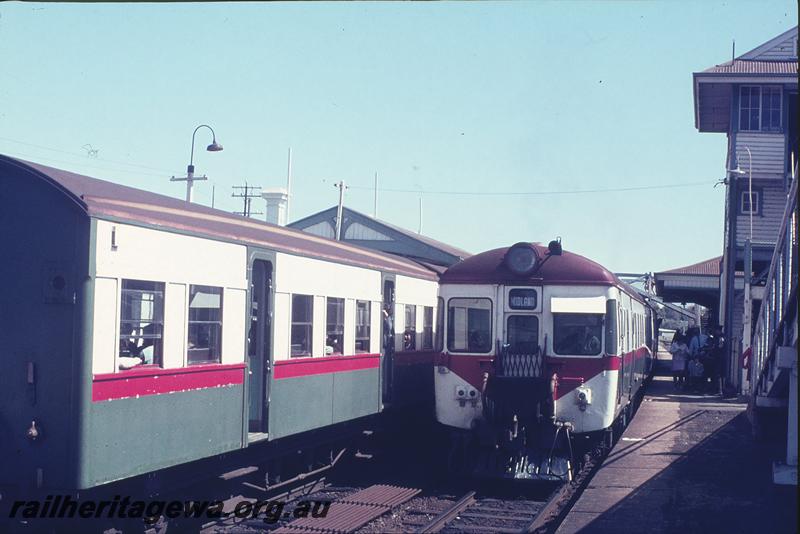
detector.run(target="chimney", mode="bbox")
[262,188,289,226]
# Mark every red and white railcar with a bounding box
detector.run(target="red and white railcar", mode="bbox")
[434,241,657,480]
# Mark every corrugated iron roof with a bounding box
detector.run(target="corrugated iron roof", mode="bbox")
[659,256,722,277]
[0,155,438,280]
[701,60,797,75]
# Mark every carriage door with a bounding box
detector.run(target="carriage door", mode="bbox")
[248,259,273,434]
[381,277,396,404]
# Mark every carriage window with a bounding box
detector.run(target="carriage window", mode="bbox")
[506,315,539,354]
[355,300,371,353]
[119,279,164,370]
[447,298,492,353]
[403,304,417,350]
[188,285,223,364]
[291,294,313,357]
[423,306,434,350]
[553,313,603,356]
[325,297,344,355]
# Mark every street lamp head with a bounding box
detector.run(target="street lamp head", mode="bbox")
[207,141,223,152]
[727,166,746,176]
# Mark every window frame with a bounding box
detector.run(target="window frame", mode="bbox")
[739,188,763,216]
[505,314,540,355]
[446,297,494,354]
[552,312,604,357]
[187,284,224,365]
[118,279,165,370]
[325,297,345,356]
[422,306,434,350]
[402,304,417,351]
[354,299,371,354]
[739,85,783,132]
[290,294,314,357]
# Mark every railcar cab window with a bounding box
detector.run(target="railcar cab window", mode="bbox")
[447,298,492,353]
[326,297,344,355]
[291,294,313,357]
[118,279,164,370]
[507,315,539,354]
[553,314,603,356]
[355,300,371,353]
[403,304,416,351]
[188,285,223,364]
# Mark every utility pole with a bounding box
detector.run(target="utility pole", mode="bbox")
[232,183,263,218]
[418,196,423,234]
[334,180,348,240]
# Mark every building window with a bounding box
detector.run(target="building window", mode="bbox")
[740,190,761,215]
[355,300,371,353]
[423,306,434,350]
[119,279,164,369]
[187,285,223,365]
[325,297,344,355]
[761,86,782,131]
[447,298,493,353]
[403,304,416,350]
[291,294,313,357]
[739,85,782,132]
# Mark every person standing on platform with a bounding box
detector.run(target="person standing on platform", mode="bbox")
[669,330,689,389]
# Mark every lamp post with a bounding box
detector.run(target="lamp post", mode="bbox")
[171,124,223,203]
[728,145,753,395]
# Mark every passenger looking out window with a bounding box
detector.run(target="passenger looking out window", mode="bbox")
[291,294,313,357]
[355,300,371,354]
[553,314,603,356]
[447,298,492,353]
[119,279,165,370]
[188,285,223,364]
[325,297,344,355]
[403,304,416,351]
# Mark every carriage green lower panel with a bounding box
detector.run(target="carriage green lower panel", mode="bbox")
[269,374,333,440]
[332,368,380,424]
[83,385,244,488]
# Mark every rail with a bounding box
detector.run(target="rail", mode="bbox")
[749,171,797,400]
[748,164,797,485]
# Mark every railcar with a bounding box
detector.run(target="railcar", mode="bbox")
[0,155,439,496]
[434,241,657,481]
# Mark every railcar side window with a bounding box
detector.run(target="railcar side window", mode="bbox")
[326,297,344,355]
[423,306,434,350]
[447,298,492,353]
[553,313,603,356]
[188,285,223,364]
[119,279,165,369]
[291,294,313,357]
[403,304,417,351]
[355,300,371,353]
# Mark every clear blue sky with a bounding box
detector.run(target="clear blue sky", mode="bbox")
[0,1,795,273]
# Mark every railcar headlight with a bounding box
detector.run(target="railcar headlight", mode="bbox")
[504,243,540,276]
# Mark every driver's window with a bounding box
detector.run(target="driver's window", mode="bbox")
[447,298,492,353]
[506,315,539,354]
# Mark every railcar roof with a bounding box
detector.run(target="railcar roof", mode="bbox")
[441,244,638,296]
[0,155,437,280]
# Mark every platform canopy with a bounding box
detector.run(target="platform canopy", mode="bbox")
[654,256,727,309]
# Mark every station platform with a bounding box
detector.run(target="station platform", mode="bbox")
[557,375,798,533]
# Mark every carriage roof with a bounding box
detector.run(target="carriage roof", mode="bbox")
[0,155,437,280]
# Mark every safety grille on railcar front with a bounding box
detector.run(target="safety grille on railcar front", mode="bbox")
[497,349,543,378]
